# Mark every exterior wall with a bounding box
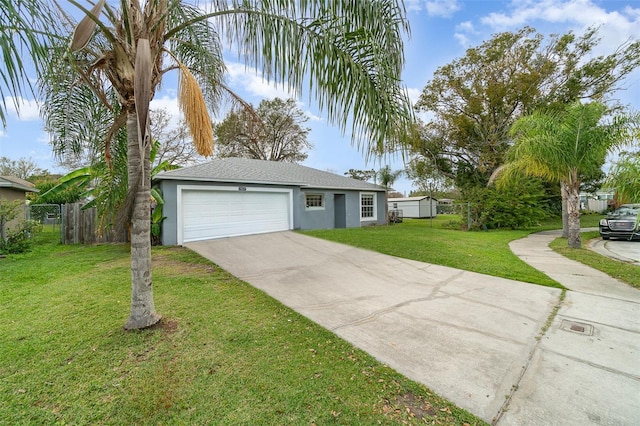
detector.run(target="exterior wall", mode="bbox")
[390,200,420,218]
[158,180,300,245]
[298,189,385,230]
[159,180,387,245]
[388,198,437,218]
[0,188,27,231]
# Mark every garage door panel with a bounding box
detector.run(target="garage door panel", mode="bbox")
[181,189,291,242]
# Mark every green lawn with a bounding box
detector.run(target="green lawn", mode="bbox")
[303,216,563,288]
[0,230,485,425]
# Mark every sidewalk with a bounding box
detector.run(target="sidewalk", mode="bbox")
[504,231,640,425]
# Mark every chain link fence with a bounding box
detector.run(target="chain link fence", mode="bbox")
[26,204,63,243]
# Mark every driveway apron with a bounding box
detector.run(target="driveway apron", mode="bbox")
[187,231,560,423]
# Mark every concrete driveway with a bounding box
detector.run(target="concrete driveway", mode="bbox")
[589,238,640,265]
[187,231,561,423]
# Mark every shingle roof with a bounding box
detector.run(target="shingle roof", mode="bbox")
[0,176,38,192]
[155,158,385,191]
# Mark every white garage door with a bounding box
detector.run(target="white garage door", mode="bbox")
[180,187,292,243]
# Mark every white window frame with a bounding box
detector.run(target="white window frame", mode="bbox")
[360,192,377,220]
[305,193,325,210]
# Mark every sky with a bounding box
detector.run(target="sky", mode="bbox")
[1,0,639,195]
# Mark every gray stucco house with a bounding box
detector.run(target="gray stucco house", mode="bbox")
[155,158,387,245]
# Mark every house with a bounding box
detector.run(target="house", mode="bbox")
[155,158,387,245]
[387,196,437,219]
[0,176,39,230]
[580,189,615,213]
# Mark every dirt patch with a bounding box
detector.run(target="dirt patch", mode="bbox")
[378,392,438,421]
[152,318,179,335]
[395,392,438,419]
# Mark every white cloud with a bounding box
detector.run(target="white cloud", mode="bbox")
[150,95,183,128]
[4,96,40,121]
[456,21,475,32]
[225,62,295,100]
[406,87,423,106]
[478,0,640,61]
[426,0,461,18]
[453,32,471,47]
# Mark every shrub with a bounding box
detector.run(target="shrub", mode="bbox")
[463,177,551,230]
[0,220,42,254]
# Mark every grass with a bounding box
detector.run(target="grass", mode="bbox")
[550,231,640,289]
[0,229,485,425]
[303,215,563,288]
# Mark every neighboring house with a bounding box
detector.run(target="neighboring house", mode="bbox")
[155,158,387,245]
[580,189,615,213]
[0,176,39,231]
[387,195,438,218]
[387,196,437,219]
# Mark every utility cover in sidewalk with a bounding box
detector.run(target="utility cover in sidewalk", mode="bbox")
[560,319,594,336]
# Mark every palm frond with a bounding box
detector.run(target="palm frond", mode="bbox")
[171,0,413,158]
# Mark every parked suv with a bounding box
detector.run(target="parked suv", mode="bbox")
[599,204,640,240]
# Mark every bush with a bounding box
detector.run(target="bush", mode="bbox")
[463,177,551,230]
[0,220,42,254]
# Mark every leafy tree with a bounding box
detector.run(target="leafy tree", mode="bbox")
[0,157,46,180]
[606,151,640,203]
[29,174,84,205]
[344,168,376,181]
[41,0,412,329]
[406,156,453,197]
[214,98,312,163]
[499,102,637,248]
[413,27,640,189]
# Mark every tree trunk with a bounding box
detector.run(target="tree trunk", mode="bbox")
[561,181,569,238]
[565,179,581,249]
[124,112,161,330]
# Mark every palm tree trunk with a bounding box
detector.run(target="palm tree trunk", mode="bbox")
[561,181,569,238]
[124,112,161,330]
[565,179,581,249]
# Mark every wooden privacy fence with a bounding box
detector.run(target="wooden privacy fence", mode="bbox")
[62,203,128,244]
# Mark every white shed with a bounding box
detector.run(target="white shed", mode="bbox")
[388,196,437,218]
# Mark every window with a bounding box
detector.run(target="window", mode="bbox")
[360,193,377,220]
[305,193,324,210]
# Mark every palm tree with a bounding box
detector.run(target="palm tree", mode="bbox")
[376,165,403,224]
[377,165,403,189]
[0,0,58,126]
[41,0,413,329]
[500,101,636,248]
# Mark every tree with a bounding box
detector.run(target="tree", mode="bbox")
[214,98,312,163]
[376,165,403,189]
[413,27,640,189]
[499,101,637,248]
[150,108,204,167]
[0,1,57,126]
[0,157,46,180]
[344,169,376,181]
[29,174,85,205]
[606,152,640,203]
[41,0,412,329]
